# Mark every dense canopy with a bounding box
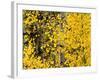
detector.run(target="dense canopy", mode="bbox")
[23,10,91,69]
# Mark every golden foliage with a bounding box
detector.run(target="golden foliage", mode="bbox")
[23,10,91,69]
